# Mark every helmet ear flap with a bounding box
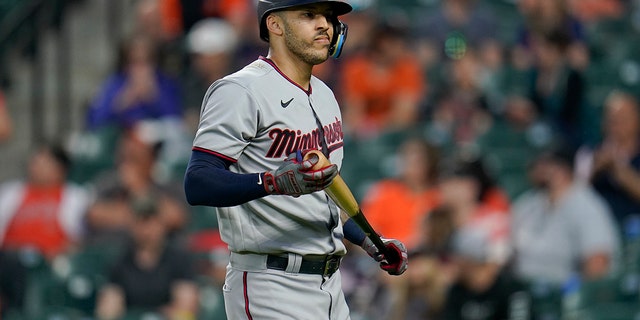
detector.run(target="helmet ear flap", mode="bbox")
[329,20,348,59]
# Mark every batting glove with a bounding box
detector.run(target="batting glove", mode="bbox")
[263,151,338,197]
[362,237,408,276]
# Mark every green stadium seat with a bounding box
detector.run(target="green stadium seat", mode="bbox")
[572,302,640,320]
[527,280,564,320]
[477,120,544,199]
[67,126,123,184]
[187,205,220,232]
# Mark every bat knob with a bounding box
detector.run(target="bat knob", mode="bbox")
[303,150,332,170]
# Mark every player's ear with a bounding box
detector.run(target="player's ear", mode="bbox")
[266,13,284,38]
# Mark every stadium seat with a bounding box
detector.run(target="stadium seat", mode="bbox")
[477,120,543,199]
[571,302,640,320]
[527,280,564,320]
[66,125,122,184]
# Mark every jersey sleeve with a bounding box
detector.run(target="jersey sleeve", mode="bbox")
[192,80,259,161]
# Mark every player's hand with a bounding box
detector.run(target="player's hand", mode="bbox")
[263,151,338,197]
[361,237,408,276]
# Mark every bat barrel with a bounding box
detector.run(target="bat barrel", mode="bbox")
[303,150,392,258]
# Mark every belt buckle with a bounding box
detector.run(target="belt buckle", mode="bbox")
[323,256,341,277]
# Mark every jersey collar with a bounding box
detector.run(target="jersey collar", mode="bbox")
[259,56,312,96]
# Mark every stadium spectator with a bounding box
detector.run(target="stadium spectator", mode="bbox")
[425,50,494,149]
[181,18,239,134]
[387,205,458,319]
[361,136,441,251]
[439,154,511,266]
[339,138,441,320]
[95,195,198,319]
[513,0,589,71]
[85,30,193,175]
[400,155,511,319]
[340,21,425,139]
[85,131,188,246]
[526,29,586,149]
[158,0,250,37]
[0,144,92,260]
[132,0,186,77]
[568,0,624,23]
[585,91,640,228]
[4,0,640,317]
[134,0,169,43]
[442,223,531,320]
[0,90,11,143]
[0,250,27,316]
[85,34,182,131]
[413,0,499,63]
[511,147,620,285]
[476,95,554,198]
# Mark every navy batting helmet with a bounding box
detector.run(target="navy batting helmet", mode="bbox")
[257,0,352,58]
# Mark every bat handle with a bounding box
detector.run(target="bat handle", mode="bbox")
[351,211,389,255]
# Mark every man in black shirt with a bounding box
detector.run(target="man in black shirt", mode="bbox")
[95,196,198,319]
[442,223,531,320]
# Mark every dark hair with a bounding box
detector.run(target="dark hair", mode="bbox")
[401,135,441,184]
[542,28,572,52]
[442,155,496,202]
[36,143,71,172]
[115,34,161,73]
[535,144,576,171]
[369,19,409,51]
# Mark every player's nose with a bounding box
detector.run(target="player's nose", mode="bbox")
[315,14,330,30]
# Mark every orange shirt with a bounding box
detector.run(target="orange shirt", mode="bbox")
[160,0,249,38]
[2,185,68,259]
[341,54,425,130]
[569,0,622,22]
[361,180,440,250]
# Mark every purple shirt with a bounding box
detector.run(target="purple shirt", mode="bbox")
[86,71,182,130]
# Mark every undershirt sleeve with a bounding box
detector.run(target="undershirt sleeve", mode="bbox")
[184,149,268,207]
[343,218,366,246]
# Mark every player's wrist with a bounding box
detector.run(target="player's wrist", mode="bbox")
[262,171,278,194]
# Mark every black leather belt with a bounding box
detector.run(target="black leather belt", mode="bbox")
[266,254,342,276]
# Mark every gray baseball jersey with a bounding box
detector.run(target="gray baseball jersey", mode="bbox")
[192,57,347,257]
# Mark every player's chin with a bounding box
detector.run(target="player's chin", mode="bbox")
[318,46,332,59]
[307,50,330,65]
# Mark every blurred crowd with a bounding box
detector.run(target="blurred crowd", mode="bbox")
[1,0,640,319]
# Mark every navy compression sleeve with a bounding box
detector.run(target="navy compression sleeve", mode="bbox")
[343,218,366,246]
[184,150,268,207]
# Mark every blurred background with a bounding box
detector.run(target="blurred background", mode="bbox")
[1,0,640,319]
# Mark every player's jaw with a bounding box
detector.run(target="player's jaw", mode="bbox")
[282,21,332,65]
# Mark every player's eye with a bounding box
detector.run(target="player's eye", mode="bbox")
[301,11,314,18]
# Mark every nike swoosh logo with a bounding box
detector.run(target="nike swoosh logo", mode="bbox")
[257,174,263,185]
[281,98,294,108]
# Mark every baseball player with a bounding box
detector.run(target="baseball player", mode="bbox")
[183,0,408,319]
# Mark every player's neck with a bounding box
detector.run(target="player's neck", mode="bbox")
[267,52,313,90]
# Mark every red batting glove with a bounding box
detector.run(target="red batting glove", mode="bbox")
[361,237,408,275]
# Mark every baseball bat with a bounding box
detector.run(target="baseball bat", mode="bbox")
[304,150,389,255]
